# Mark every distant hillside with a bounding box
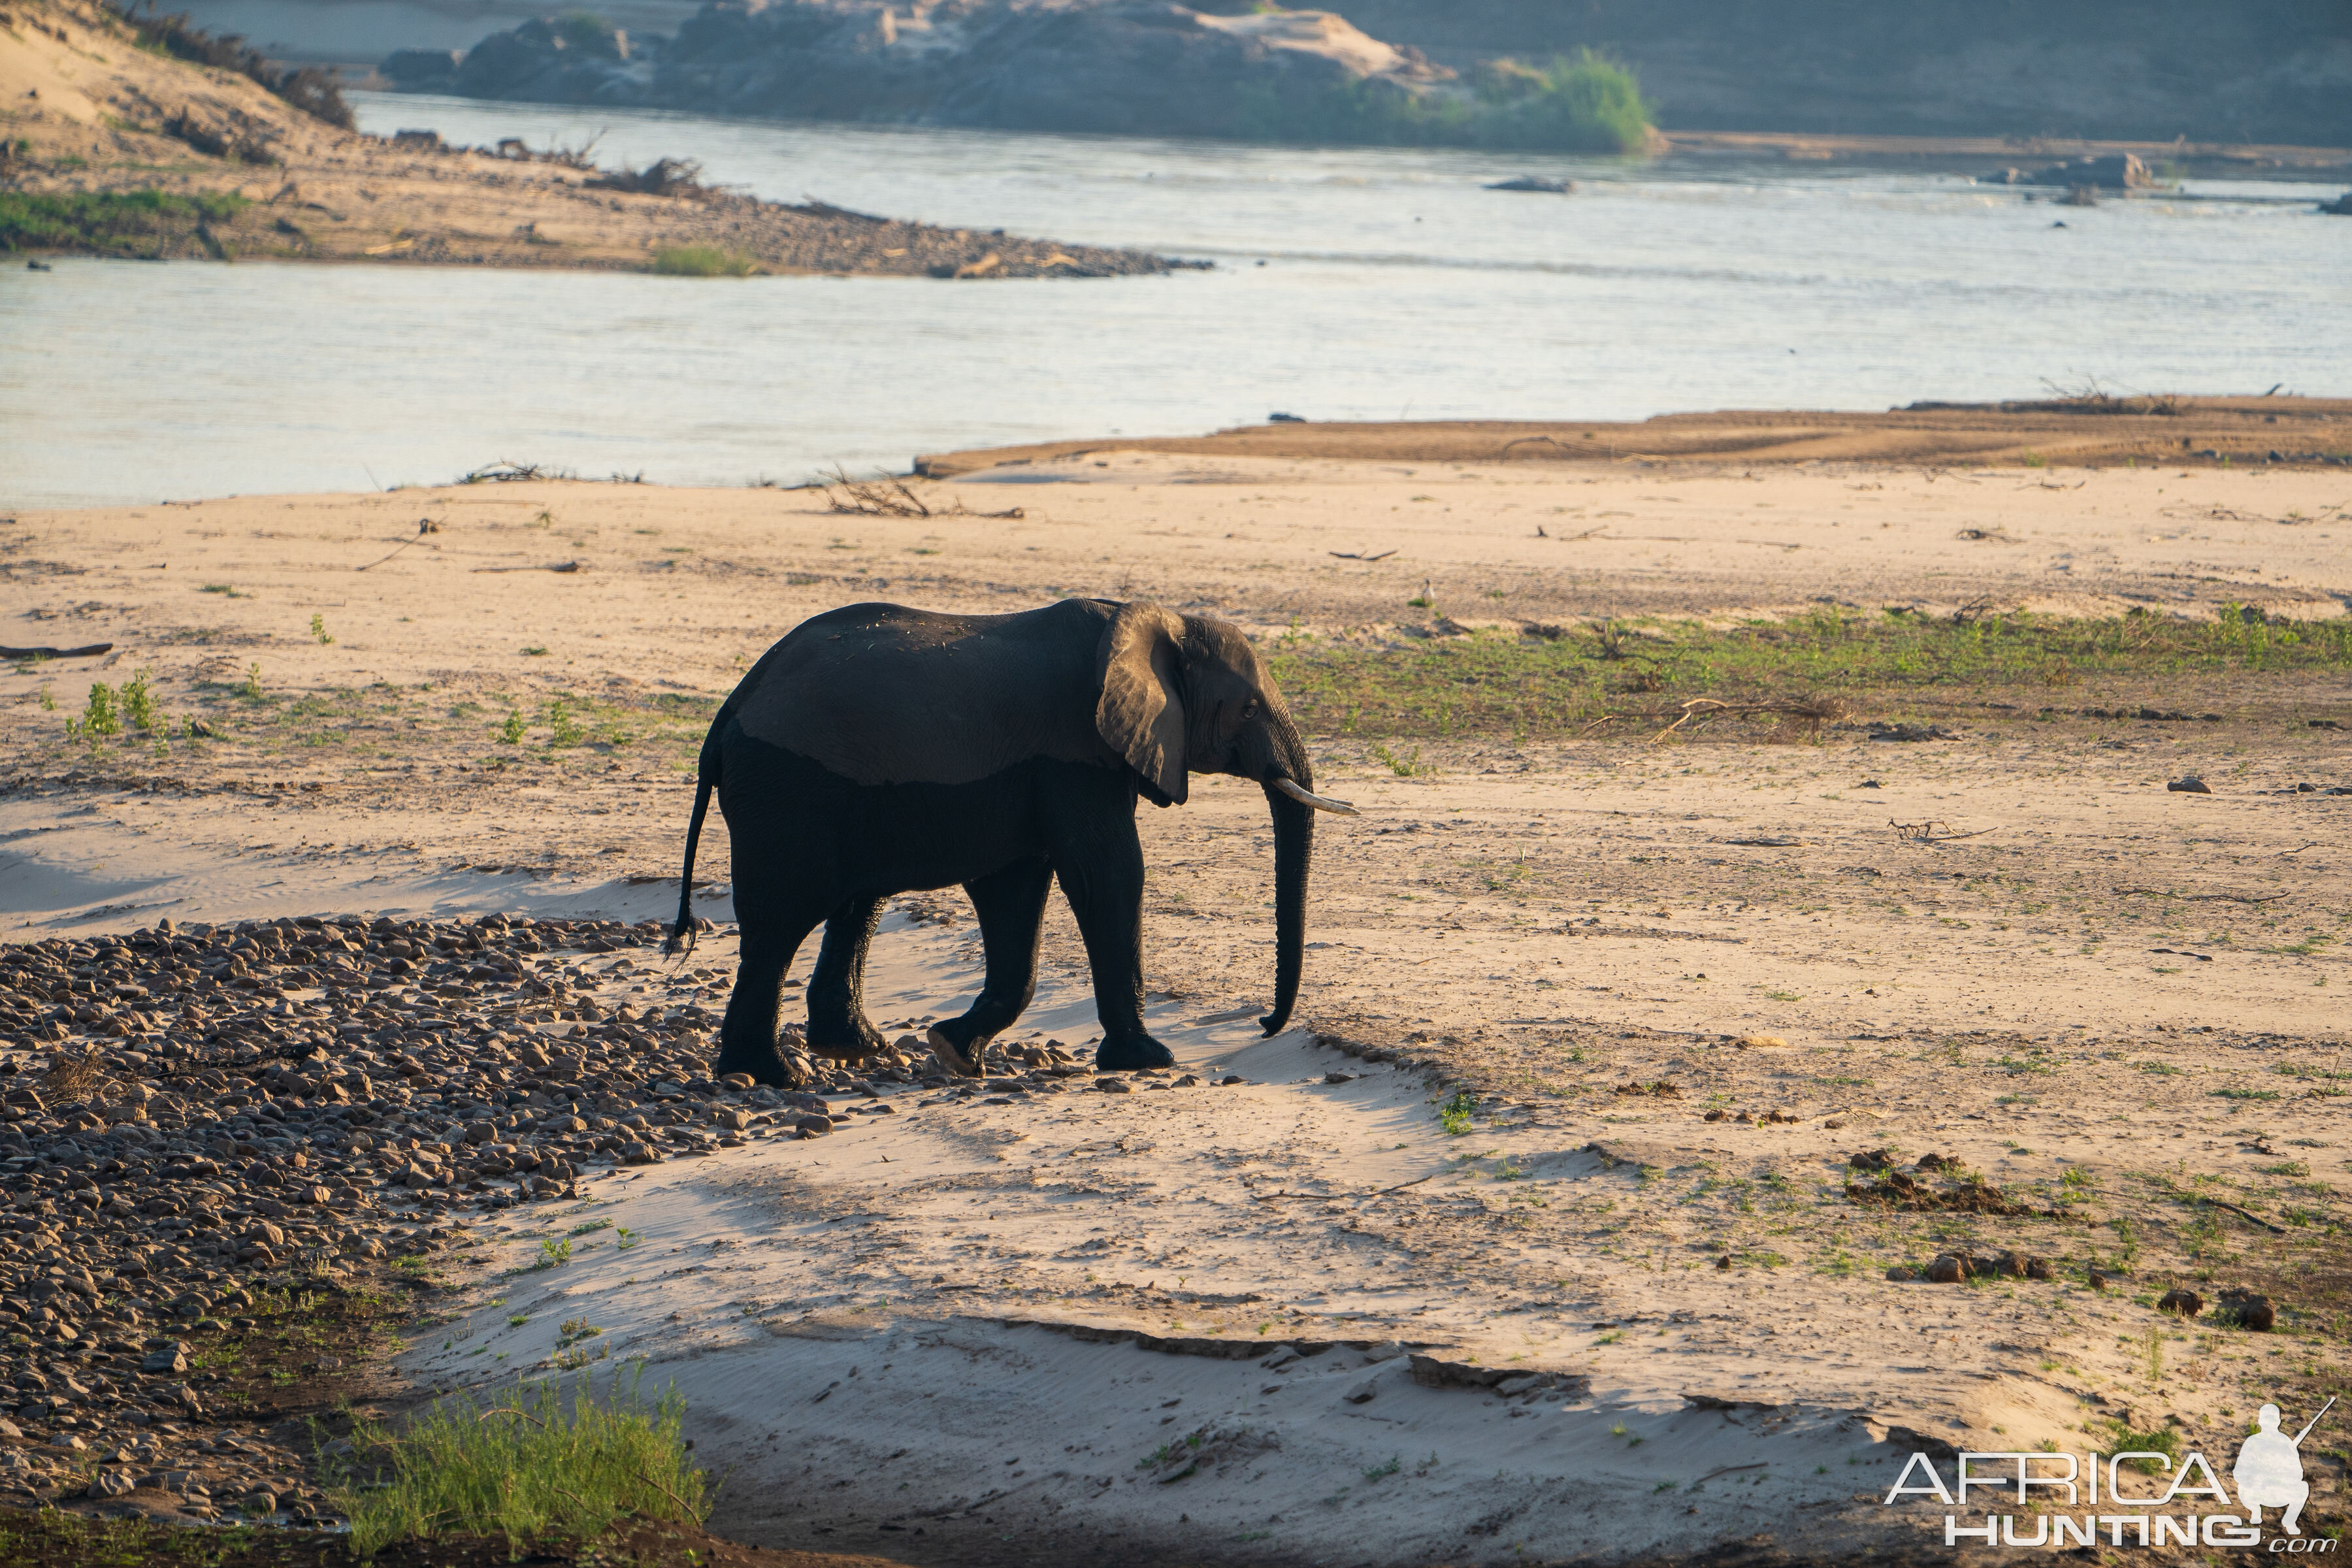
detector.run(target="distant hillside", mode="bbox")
[164,0,2352,149]
[1340,0,2352,146]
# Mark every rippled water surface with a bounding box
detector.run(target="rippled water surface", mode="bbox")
[3,93,2345,508]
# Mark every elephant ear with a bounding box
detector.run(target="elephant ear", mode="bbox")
[1095,601,1188,804]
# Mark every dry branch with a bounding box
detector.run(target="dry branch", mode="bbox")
[825,466,931,517]
[1,643,113,659]
[821,466,1024,519]
[1889,819,1994,842]
[1644,694,1845,741]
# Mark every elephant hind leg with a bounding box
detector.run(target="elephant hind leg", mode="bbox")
[805,896,890,1062]
[716,907,824,1088]
[928,856,1053,1078]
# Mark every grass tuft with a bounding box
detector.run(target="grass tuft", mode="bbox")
[651,246,758,277]
[326,1370,708,1556]
[1264,608,2352,742]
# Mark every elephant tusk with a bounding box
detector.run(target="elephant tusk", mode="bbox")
[1271,777,1359,815]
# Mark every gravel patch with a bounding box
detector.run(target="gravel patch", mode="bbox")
[0,908,1083,1527]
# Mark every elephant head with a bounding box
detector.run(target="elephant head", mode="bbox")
[1094,601,1354,1036]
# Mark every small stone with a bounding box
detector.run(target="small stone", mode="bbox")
[792,1116,832,1139]
[244,1488,278,1515]
[1343,1379,1377,1404]
[1324,1072,1356,1085]
[2167,777,2212,794]
[87,1468,137,1499]
[1095,1079,1134,1094]
[1218,1075,1246,1086]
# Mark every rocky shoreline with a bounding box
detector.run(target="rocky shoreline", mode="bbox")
[3,0,1177,276]
[0,906,1017,1528]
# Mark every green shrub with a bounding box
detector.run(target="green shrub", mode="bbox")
[327,1371,708,1557]
[1239,50,1654,154]
[120,669,159,732]
[81,682,121,738]
[0,190,250,255]
[651,246,757,277]
[2098,1420,2183,1474]
[1475,52,1656,154]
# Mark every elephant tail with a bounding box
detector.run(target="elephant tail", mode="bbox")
[663,774,715,958]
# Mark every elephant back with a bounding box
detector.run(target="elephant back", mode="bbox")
[727,600,1122,787]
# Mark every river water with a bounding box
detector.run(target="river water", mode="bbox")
[4,93,2345,508]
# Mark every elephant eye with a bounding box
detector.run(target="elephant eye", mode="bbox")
[1242,699,1259,721]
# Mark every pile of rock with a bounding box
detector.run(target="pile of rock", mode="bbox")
[0,909,975,1524]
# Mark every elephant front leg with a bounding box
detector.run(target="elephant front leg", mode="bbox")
[804,896,890,1061]
[927,857,1053,1078]
[1049,814,1174,1073]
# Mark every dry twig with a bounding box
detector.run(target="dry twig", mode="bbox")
[1889,819,1994,842]
[356,518,441,572]
[821,466,1022,519]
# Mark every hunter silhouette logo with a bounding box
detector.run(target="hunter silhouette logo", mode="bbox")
[1882,1396,2338,1550]
[2237,1397,2333,1536]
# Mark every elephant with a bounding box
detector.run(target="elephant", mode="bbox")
[664,597,1356,1083]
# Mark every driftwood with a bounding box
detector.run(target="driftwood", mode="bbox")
[461,460,560,484]
[2,643,112,659]
[822,466,1023,520]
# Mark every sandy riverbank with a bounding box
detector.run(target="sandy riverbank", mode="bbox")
[0,0,1164,276]
[917,397,2352,477]
[3,434,2348,1558]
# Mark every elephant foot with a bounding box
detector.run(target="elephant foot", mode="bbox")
[804,1014,888,1062]
[926,1024,985,1079]
[714,1030,813,1090]
[1094,1033,1175,1073]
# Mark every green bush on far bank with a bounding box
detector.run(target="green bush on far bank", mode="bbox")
[1473,50,1656,152]
[1242,49,1655,155]
[0,189,248,255]
[651,244,759,276]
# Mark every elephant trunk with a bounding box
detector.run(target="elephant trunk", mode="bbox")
[1259,731,1315,1036]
